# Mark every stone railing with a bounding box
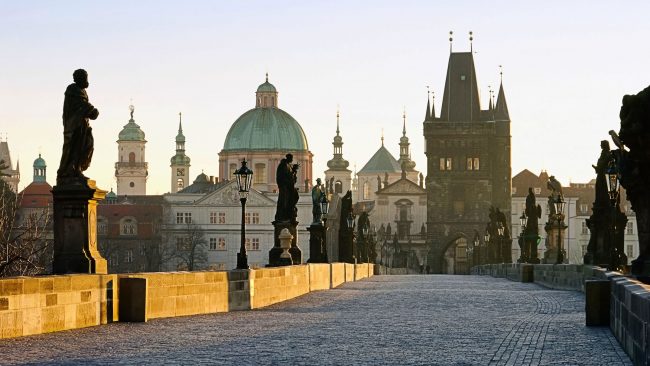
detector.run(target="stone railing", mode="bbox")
[0,263,374,340]
[373,265,420,275]
[471,263,650,365]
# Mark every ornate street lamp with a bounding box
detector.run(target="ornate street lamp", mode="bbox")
[347,212,354,229]
[519,212,528,228]
[484,230,491,264]
[497,222,505,263]
[519,212,528,262]
[234,159,253,270]
[473,236,480,265]
[554,195,565,264]
[606,159,620,203]
[320,194,330,263]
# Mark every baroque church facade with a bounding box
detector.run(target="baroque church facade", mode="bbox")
[424,49,512,274]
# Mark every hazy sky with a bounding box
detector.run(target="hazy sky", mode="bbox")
[2,1,649,194]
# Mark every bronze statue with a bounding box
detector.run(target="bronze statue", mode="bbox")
[592,140,612,206]
[311,178,325,223]
[57,69,99,183]
[274,153,299,223]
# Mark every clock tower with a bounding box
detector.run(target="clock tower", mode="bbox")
[115,104,148,195]
[170,112,191,192]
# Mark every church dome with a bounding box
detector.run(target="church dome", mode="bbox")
[118,105,146,141]
[257,80,277,93]
[222,78,308,152]
[33,154,46,169]
[106,188,117,200]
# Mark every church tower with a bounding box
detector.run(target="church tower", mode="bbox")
[170,112,191,193]
[324,110,351,195]
[115,104,148,195]
[397,111,419,183]
[0,139,20,192]
[33,154,46,183]
[423,38,512,274]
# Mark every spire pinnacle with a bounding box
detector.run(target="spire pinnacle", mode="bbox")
[499,64,503,83]
[129,104,135,120]
[425,86,431,121]
[431,91,436,119]
[449,31,453,53]
[402,107,407,136]
[469,31,473,52]
[381,129,384,146]
[265,72,269,83]
[178,112,183,133]
[336,109,340,136]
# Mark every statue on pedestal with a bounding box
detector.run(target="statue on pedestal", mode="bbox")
[275,153,299,223]
[311,178,325,224]
[57,69,99,185]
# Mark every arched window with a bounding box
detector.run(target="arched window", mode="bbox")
[254,163,266,184]
[120,217,137,236]
[229,163,237,178]
[363,181,370,199]
[335,180,342,194]
[177,178,184,191]
[129,152,136,164]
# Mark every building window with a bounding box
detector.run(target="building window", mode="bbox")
[229,163,237,178]
[176,212,192,224]
[140,245,146,256]
[580,204,589,213]
[218,238,226,250]
[627,221,634,235]
[363,181,370,199]
[581,221,589,235]
[245,238,260,251]
[245,212,260,224]
[129,152,136,164]
[254,163,266,184]
[466,157,480,171]
[176,237,190,251]
[210,212,218,224]
[129,182,135,188]
[177,178,184,191]
[98,217,108,235]
[335,180,342,194]
[439,157,452,171]
[120,217,137,236]
[209,238,217,251]
[125,250,133,263]
[218,212,226,224]
[109,254,119,267]
[460,75,466,81]
[534,187,541,195]
[627,245,634,259]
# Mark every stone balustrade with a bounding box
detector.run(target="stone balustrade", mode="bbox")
[0,263,375,340]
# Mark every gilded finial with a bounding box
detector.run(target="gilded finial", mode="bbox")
[381,128,384,146]
[265,72,268,83]
[469,31,473,52]
[499,65,503,82]
[336,107,340,135]
[129,104,135,119]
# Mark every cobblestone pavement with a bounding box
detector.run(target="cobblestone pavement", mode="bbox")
[0,275,631,365]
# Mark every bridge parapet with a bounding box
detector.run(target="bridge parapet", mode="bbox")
[0,263,375,340]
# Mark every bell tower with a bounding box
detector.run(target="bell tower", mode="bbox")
[115,104,148,195]
[170,112,191,192]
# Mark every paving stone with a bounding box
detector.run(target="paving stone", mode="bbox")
[0,275,632,365]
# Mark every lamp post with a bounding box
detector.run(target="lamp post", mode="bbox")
[320,194,330,263]
[347,212,356,263]
[234,159,253,270]
[554,195,566,264]
[497,223,505,263]
[606,158,621,269]
[362,223,369,263]
[474,236,480,266]
[484,231,491,264]
[519,212,528,262]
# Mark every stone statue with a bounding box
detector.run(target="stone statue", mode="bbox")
[525,187,542,235]
[419,172,424,188]
[57,69,99,184]
[275,153,299,223]
[328,177,335,194]
[311,178,325,223]
[592,140,613,206]
[384,172,389,187]
[377,175,382,190]
[547,175,563,216]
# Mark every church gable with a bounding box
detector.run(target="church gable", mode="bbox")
[377,178,425,195]
[195,181,276,207]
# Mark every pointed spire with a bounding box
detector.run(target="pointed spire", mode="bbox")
[495,65,510,121]
[265,72,269,83]
[381,129,384,146]
[336,108,340,136]
[488,85,493,111]
[402,108,407,136]
[431,91,436,119]
[178,112,183,133]
[425,87,431,121]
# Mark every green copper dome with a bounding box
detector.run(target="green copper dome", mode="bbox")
[118,119,146,141]
[33,154,46,169]
[223,108,309,151]
[106,188,117,199]
[257,81,277,93]
[170,154,191,165]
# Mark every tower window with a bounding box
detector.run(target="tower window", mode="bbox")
[460,75,466,81]
[254,163,266,184]
[130,182,135,188]
[440,158,453,171]
[177,178,184,191]
[466,157,480,171]
[129,152,135,164]
[363,181,370,199]
[335,180,342,194]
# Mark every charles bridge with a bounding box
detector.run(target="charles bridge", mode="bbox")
[0,262,647,365]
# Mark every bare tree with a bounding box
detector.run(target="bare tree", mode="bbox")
[0,180,53,277]
[169,222,208,271]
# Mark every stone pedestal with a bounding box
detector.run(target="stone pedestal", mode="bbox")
[543,221,567,264]
[278,228,294,266]
[52,179,107,274]
[269,220,301,266]
[307,223,328,263]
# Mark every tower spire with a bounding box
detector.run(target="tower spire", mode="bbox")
[495,66,510,121]
[178,112,183,133]
[431,91,436,119]
[402,108,407,136]
[469,31,473,52]
[266,72,269,82]
[381,129,384,146]
[336,108,340,136]
[425,87,431,121]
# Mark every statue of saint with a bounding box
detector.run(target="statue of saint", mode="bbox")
[275,154,299,223]
[525,187,542,235]
[57,69,99,183]
[592,140,612,206]
[311,178,325,223]
[547,175,563,216]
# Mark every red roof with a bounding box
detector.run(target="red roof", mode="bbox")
[18,182,53,208]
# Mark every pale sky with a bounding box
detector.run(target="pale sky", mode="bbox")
[1,1,649,194]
